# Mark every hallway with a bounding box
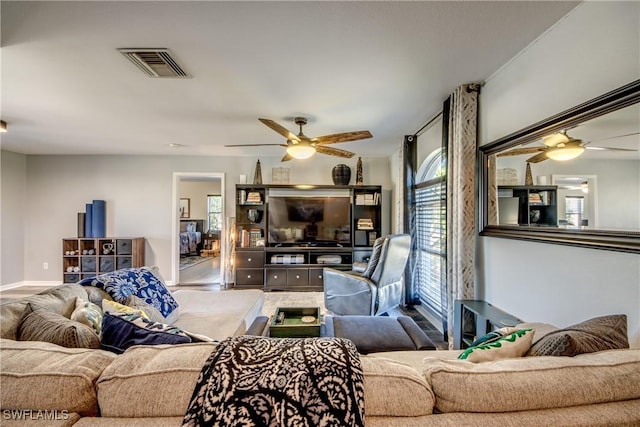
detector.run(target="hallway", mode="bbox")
[179,256,220,285]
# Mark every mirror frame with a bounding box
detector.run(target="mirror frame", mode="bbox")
[479,79,640,254]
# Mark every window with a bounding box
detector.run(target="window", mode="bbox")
[565,196,584,227]
[207,195,222,232]
[413,149,446,322]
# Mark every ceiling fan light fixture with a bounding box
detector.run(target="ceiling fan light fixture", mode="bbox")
[286,143,315,159]
[546,144,584,161]
[542,132,570,147]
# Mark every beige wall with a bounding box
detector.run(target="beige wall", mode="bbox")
[478,1,640,347]
[1,151,28,286]
[0,154,392,287]
[178,180,222,225]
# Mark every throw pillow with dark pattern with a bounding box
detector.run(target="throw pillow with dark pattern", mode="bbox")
[100,312,191,354]
[80,266,179,322]
[527,314,628,357]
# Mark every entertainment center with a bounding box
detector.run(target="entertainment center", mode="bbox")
[234,184,383,291]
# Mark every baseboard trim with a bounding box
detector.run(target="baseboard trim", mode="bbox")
[0,281,61,291]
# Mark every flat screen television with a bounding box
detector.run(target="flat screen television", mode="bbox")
[268,196,351,246]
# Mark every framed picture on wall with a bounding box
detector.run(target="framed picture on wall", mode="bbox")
[180,198,190,219]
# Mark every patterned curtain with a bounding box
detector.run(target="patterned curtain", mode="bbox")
[444,84,480,348]
[487,155,498,225]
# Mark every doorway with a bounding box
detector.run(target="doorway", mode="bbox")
[171,172,225,286]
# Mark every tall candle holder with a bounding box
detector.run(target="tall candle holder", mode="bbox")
[223,216,236,289]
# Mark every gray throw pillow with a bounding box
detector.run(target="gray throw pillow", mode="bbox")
[17,303,101,349]
[526,314,628,357]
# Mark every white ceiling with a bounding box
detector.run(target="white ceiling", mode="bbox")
[1,1,580,158]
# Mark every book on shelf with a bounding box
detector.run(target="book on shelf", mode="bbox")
[529,193,543,205]
[355,192,380,205]
[238,228,249,248]
[357,218,374,230]
[249,228,261,247]
[368,231,377,246]
[245,191,262,204]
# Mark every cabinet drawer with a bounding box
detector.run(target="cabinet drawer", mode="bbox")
[236,268,263,285]
[308,268,325,287]
[287,269,309,287]
[265,268,287,287]
[236,252,264,268]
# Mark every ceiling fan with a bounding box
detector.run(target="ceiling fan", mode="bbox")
[225,117,372,161]
[497,131,638,163]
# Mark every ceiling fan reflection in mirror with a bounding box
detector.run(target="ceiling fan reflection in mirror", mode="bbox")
[497,131,638,163]
[225,117,372,161]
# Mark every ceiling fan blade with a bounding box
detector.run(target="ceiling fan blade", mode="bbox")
[497,147,545,157]
[258,118,301,142]
[224,143,288,147]
[526,151,549,163]
[314,130,373,145]
[315,145,355,158]
[587,131,640,144]
[281,153,293,162]
[585,146,637,152]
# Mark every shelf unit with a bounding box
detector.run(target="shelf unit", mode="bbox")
[353,186,382,247]
[233,184,383,291]
[498,185,558,226]
[235,185,266,248]
[62,237,145,283]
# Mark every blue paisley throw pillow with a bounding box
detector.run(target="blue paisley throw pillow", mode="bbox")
[80,267,179,323]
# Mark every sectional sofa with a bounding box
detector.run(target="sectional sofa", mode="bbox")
[1,283,639,426]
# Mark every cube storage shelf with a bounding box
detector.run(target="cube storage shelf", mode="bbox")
[62,237,145,283]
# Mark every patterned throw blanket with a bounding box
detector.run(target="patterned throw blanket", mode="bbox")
[182,336,365,427]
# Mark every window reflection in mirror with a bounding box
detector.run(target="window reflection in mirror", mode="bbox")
[490,102,639,232]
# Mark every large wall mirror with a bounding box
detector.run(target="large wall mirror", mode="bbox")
[479,79,640,253]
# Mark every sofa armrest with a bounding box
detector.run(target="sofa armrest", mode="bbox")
[245,316,270,336]
[351,261,368,273]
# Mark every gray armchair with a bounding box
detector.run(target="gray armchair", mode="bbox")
[323,234,411,316]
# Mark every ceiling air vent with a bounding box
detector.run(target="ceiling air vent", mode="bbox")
[118,48,191,78]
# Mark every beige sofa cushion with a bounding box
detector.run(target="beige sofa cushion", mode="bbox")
[360,356,435,416]
[0,284,88,340]
[98,340,435,418]
[0,413,81,427]
[423,349,640,414]
[0,339,117,416]
[96,342,219,417]
[366,399,640,427]
[74,417,184,427]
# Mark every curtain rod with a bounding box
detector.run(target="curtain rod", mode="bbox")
[413,111,443,137]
